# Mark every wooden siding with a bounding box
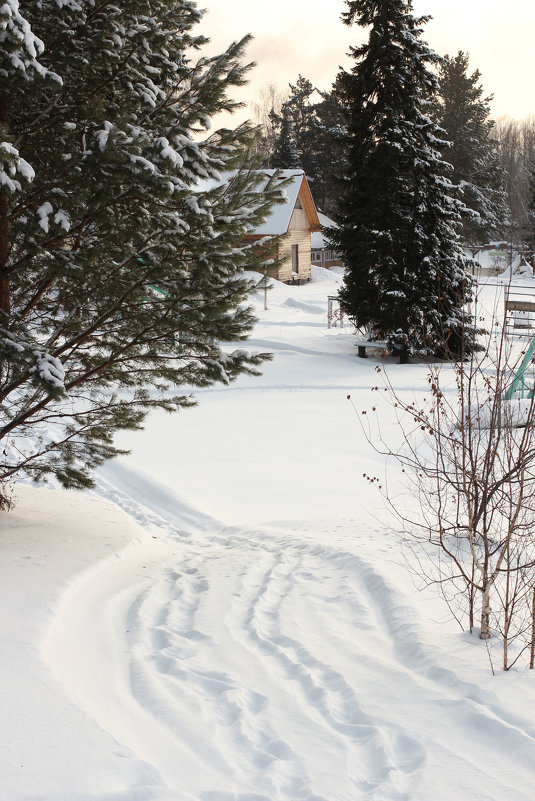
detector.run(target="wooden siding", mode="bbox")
[289,208,308,230]
[240,172,319,283]
[297,177,321,232]
[277,228,311,283]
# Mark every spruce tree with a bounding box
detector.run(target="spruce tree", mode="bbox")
[0,1,284,493]
[433,52,509,244]
[312,84,348,215]
[286,76,317,178]
[329,0,476,361]
[266,76,347,215]
[271,102,300,169]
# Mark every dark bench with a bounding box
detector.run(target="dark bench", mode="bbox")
[354,340,389,358]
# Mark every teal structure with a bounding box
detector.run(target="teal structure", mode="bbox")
[505,336,535,400]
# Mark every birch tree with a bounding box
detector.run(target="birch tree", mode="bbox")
[354,308,535,667]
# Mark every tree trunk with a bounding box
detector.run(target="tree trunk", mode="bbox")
[480,585,492,640]
[0,92,10,319]
[469,566,475,632]
[503,542,511,670]
[0,193,9,317]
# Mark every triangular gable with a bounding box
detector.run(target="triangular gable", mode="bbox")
[294,175,321,233]
[193,168,321,238]
[251,170,321,236]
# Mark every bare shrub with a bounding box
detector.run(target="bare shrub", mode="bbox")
[352,295,535,669]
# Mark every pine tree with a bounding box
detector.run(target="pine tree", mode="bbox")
[286,76,317,177]
[270,76,317,173]
[271,101,300,168]
[287,76,348,215]
[0,1,284,493]
[312,83,347,215]
[265,76,347,214]
[433,51,509,244]
[329,0,475,361]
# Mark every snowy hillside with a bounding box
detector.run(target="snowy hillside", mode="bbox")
[3,267,535,801]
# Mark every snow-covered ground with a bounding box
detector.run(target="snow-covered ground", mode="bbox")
[3,266,535,801]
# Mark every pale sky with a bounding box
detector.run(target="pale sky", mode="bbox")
[200,0,535,123]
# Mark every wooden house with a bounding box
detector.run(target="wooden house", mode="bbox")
[311,212,345,270]
[243,170,321,284]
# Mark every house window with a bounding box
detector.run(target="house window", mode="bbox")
[291,244,299,274]
[312,251,321,262]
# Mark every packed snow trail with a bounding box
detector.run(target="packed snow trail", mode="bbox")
[45,460,535,801]
[46,466,423,800]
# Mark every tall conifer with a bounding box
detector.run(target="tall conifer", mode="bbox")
[0,1,283,491]
[433,52,508,244]
[312,84,347,215]
[271,102,300,169]
[329,0,475,361]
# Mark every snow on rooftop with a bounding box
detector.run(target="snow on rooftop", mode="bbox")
[250,169,306,236]
[311,211,337,250]
[192,169,310,236]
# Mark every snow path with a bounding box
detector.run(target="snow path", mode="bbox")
[45,461,535,801]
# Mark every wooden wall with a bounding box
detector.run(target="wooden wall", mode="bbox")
[241,178,318,284]
[277,228,311,283]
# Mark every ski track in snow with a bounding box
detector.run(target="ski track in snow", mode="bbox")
[44,458,535,801]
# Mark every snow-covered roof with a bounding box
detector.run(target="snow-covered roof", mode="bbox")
[249,170,320,236]
[252,170,304,235]
[311,212,337,250]
[193,168,320,237]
